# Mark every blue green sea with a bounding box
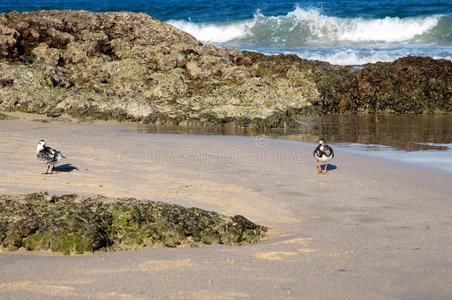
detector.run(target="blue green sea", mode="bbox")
[2,0,451,65]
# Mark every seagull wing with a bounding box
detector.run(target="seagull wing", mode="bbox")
[40,146,59,162]
[37,149,53,162]
[313,145,322,157]
[323,145,334,158]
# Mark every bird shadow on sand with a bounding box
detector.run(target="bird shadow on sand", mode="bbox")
[53,164,79,173]
[322,164,337,171]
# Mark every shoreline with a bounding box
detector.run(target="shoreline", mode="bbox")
[334,143,452,175]
[3,111,451,175]
[0,117,451,299]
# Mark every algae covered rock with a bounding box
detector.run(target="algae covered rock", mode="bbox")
[306,57,452,114]
[352,56,452,113]
[0,10,313,127]
[0,192,268,255]
[0,10,450,127]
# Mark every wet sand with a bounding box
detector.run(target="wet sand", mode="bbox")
[1,114,451,299]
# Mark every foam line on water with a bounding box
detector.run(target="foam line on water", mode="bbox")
[167,7,449,46]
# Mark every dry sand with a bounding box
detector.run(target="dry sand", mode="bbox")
[0,113,451,299]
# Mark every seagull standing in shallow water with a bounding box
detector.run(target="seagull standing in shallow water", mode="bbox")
[313,138,334,175]
[36,140,66,174]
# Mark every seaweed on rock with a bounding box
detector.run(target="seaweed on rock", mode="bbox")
[0,192,268,255]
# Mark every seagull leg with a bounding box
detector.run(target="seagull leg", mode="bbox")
[317,162,322,174]
[50,165,54,174]
[44,165,50,174]
[322,164,328,175]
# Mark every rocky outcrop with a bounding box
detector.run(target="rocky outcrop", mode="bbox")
[0,10,450,128]
[0,10,316,127]
[310,56,452,114]
[0,192,268,254]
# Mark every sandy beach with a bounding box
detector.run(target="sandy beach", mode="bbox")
[0,114,451,299]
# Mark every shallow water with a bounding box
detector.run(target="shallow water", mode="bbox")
[131,114,452,173]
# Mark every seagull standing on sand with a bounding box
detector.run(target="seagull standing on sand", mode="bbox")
[36,140,66,174]
[313,138,334,175]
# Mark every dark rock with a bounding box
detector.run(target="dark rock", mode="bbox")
[352,56,452,113]
[0,77,14,87]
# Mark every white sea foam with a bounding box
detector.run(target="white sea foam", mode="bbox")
[287,7,441,43]
[167,19,255,43]
[296,50,395,65]
[168,7,445,45]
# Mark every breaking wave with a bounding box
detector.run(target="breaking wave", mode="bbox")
[168,7,451,46]
[167,7,452,65]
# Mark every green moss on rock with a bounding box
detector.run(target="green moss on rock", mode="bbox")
[352,56,452,113]
[0,192,268,255]
[309,56,452,114]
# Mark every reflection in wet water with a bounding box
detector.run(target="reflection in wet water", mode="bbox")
[292,114,451,152]
[131,114,452,173]
[132,114,451,152]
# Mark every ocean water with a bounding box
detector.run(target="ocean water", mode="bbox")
[1,0,451,65]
